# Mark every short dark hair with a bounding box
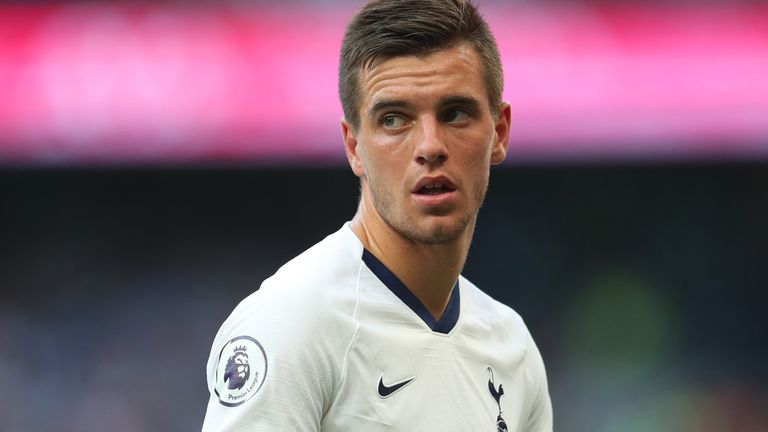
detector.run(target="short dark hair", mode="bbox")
[339,0,504,131]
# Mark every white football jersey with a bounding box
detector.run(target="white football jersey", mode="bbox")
[202,223,552,431]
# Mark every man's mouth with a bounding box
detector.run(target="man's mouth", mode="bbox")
[413,176,458,197]
[416,183,454,195]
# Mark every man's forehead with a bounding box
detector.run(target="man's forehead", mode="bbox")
[357,44,485,107]
[360,42,479,79]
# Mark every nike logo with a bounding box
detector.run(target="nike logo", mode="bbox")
[377,375,415,398]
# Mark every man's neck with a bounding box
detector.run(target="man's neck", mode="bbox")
[350,203,474,321]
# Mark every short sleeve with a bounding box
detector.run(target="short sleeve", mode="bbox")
[525,330,553,432]
[201,280,355,432]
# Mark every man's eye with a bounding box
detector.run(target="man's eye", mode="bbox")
[382,114,406,129]
[443,109,470,123]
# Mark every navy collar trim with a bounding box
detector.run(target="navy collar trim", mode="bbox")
[362,249,460,334]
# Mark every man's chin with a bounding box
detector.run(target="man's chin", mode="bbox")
[404,217,472,245]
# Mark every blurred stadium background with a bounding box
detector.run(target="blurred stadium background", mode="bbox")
[1,0,767,430]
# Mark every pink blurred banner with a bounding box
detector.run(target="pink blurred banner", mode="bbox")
[0,3,766,165]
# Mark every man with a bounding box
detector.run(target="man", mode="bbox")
[202,0,552,430]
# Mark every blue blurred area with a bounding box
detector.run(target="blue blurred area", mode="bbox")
[0,165,766,431]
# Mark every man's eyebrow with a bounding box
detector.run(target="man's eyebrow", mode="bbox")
[367,96,482,118]
[368,99,413,118]
[438,96,482,110]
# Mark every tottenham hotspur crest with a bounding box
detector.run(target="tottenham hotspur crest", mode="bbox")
[486,366,507,432]
[215,336,268,407]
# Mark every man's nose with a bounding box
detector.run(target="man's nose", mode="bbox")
[414,116,448,165]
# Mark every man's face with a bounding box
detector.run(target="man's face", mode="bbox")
[343,43,510,245]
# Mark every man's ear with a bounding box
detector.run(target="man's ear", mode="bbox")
[490,102,511,165]
[341,118,365,177]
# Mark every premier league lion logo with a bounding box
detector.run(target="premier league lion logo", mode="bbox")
[223,346,250,390]
[216,336,267,407]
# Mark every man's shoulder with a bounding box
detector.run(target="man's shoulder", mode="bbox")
[459,276,545,377]
[459,276,527,331]
[226,224,362,328]
[204,226,363,420]
[206,225,362,391]
[460,277,523,317]
[265,223,362,297]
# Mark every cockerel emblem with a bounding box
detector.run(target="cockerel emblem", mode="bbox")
[486,366,508,432]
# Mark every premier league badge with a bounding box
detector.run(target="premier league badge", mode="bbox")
[215,335,267,407]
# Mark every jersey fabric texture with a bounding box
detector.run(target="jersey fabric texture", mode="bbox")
[202,223,552,431]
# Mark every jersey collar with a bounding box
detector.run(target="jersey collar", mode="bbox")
[362,249,460,334]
